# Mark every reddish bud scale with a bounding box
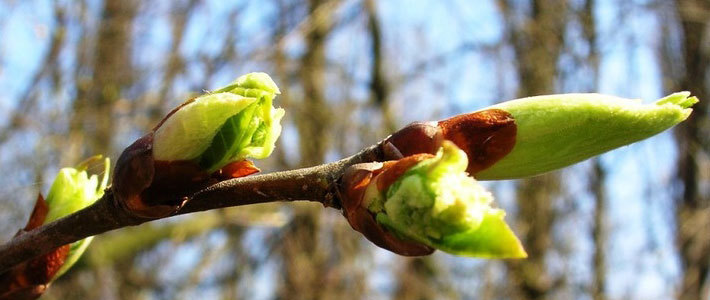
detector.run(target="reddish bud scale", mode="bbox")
[340,155,436,256]
[0,284,46,300]
[22,246,70,285]
[113,134,165,218]
[438,109,517,175]
[0,196,71,300]
[215,160,260,179]
[23,195,48,232]
[375,154,434,191]
[382,109,517,176]
[382,122,443,160]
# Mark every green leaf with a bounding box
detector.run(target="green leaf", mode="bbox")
[438,211,527,258]
[152,72,285,173]
[45,157,109,223]
[195,73,285,172]
[152,93,259,161]
[198,102,261,171]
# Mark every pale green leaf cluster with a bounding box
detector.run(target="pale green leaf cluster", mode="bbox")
[44,156,110,279]
[153,72,285,172]
[368,142,527,258]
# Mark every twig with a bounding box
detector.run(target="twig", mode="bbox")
[0,144,383,273]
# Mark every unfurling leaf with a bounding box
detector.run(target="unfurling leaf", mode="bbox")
[113,72,284,218]
[45,156,110,279]
[341,142,526,258]
[152,72,284,172]
[0,156,109,300]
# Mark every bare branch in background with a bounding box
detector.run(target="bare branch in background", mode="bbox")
[578,1,607,299]
[278,1,337,298]
[364,0,396,133]
[69,0,138,160]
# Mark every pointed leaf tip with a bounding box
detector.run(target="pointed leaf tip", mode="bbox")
[475,93,698,179]
[655,91,699,109]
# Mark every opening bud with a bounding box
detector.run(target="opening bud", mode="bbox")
[153,72,284,171]
[342,142,526,258]
[113,72,284,218]
[0,156,110,299]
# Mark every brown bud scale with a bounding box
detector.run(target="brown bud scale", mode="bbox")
[375,154,433,192]
[382,122,443,160]
[340,162,435,256]
[113,133,262,218]
[0,195,70,299]
[438,109,517,175]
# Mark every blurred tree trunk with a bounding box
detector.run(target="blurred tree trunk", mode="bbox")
[669,1,710,299]
[497,0,568,299]
[364,0,457,297]
[393,258,439,300]
[277,0,335,299]
[393,258,458,300]
[297,0,333,168]
[277,209,329,300]
[364,0,396,133]
[579,1,607,299]
[590,161,607,300]
[69,0,138,159]
[272,0,297,169]
[152,0,198,125]
[61,2,138,296]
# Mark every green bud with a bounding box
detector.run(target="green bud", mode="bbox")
[44,156,110,279]
[475,92,698,180]
[370,141,526,258]
[153,72,285,172]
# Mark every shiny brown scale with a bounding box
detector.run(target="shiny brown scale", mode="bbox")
[0,196,70,300]
[382,109,517,176]
[113,133,260,219]
[438,109,517,175]
[340,154,436,257]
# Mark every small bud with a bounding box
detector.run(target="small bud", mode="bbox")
[44,156,110,279]
[113,72,284,218]
[342,142,526,258]
[0,157,110,299]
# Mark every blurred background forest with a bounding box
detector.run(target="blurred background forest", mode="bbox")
[0,0,708,299]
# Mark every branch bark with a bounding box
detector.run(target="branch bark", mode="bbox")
[0,144,383,273]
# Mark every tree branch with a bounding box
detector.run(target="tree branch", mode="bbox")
[0,144,383,273]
